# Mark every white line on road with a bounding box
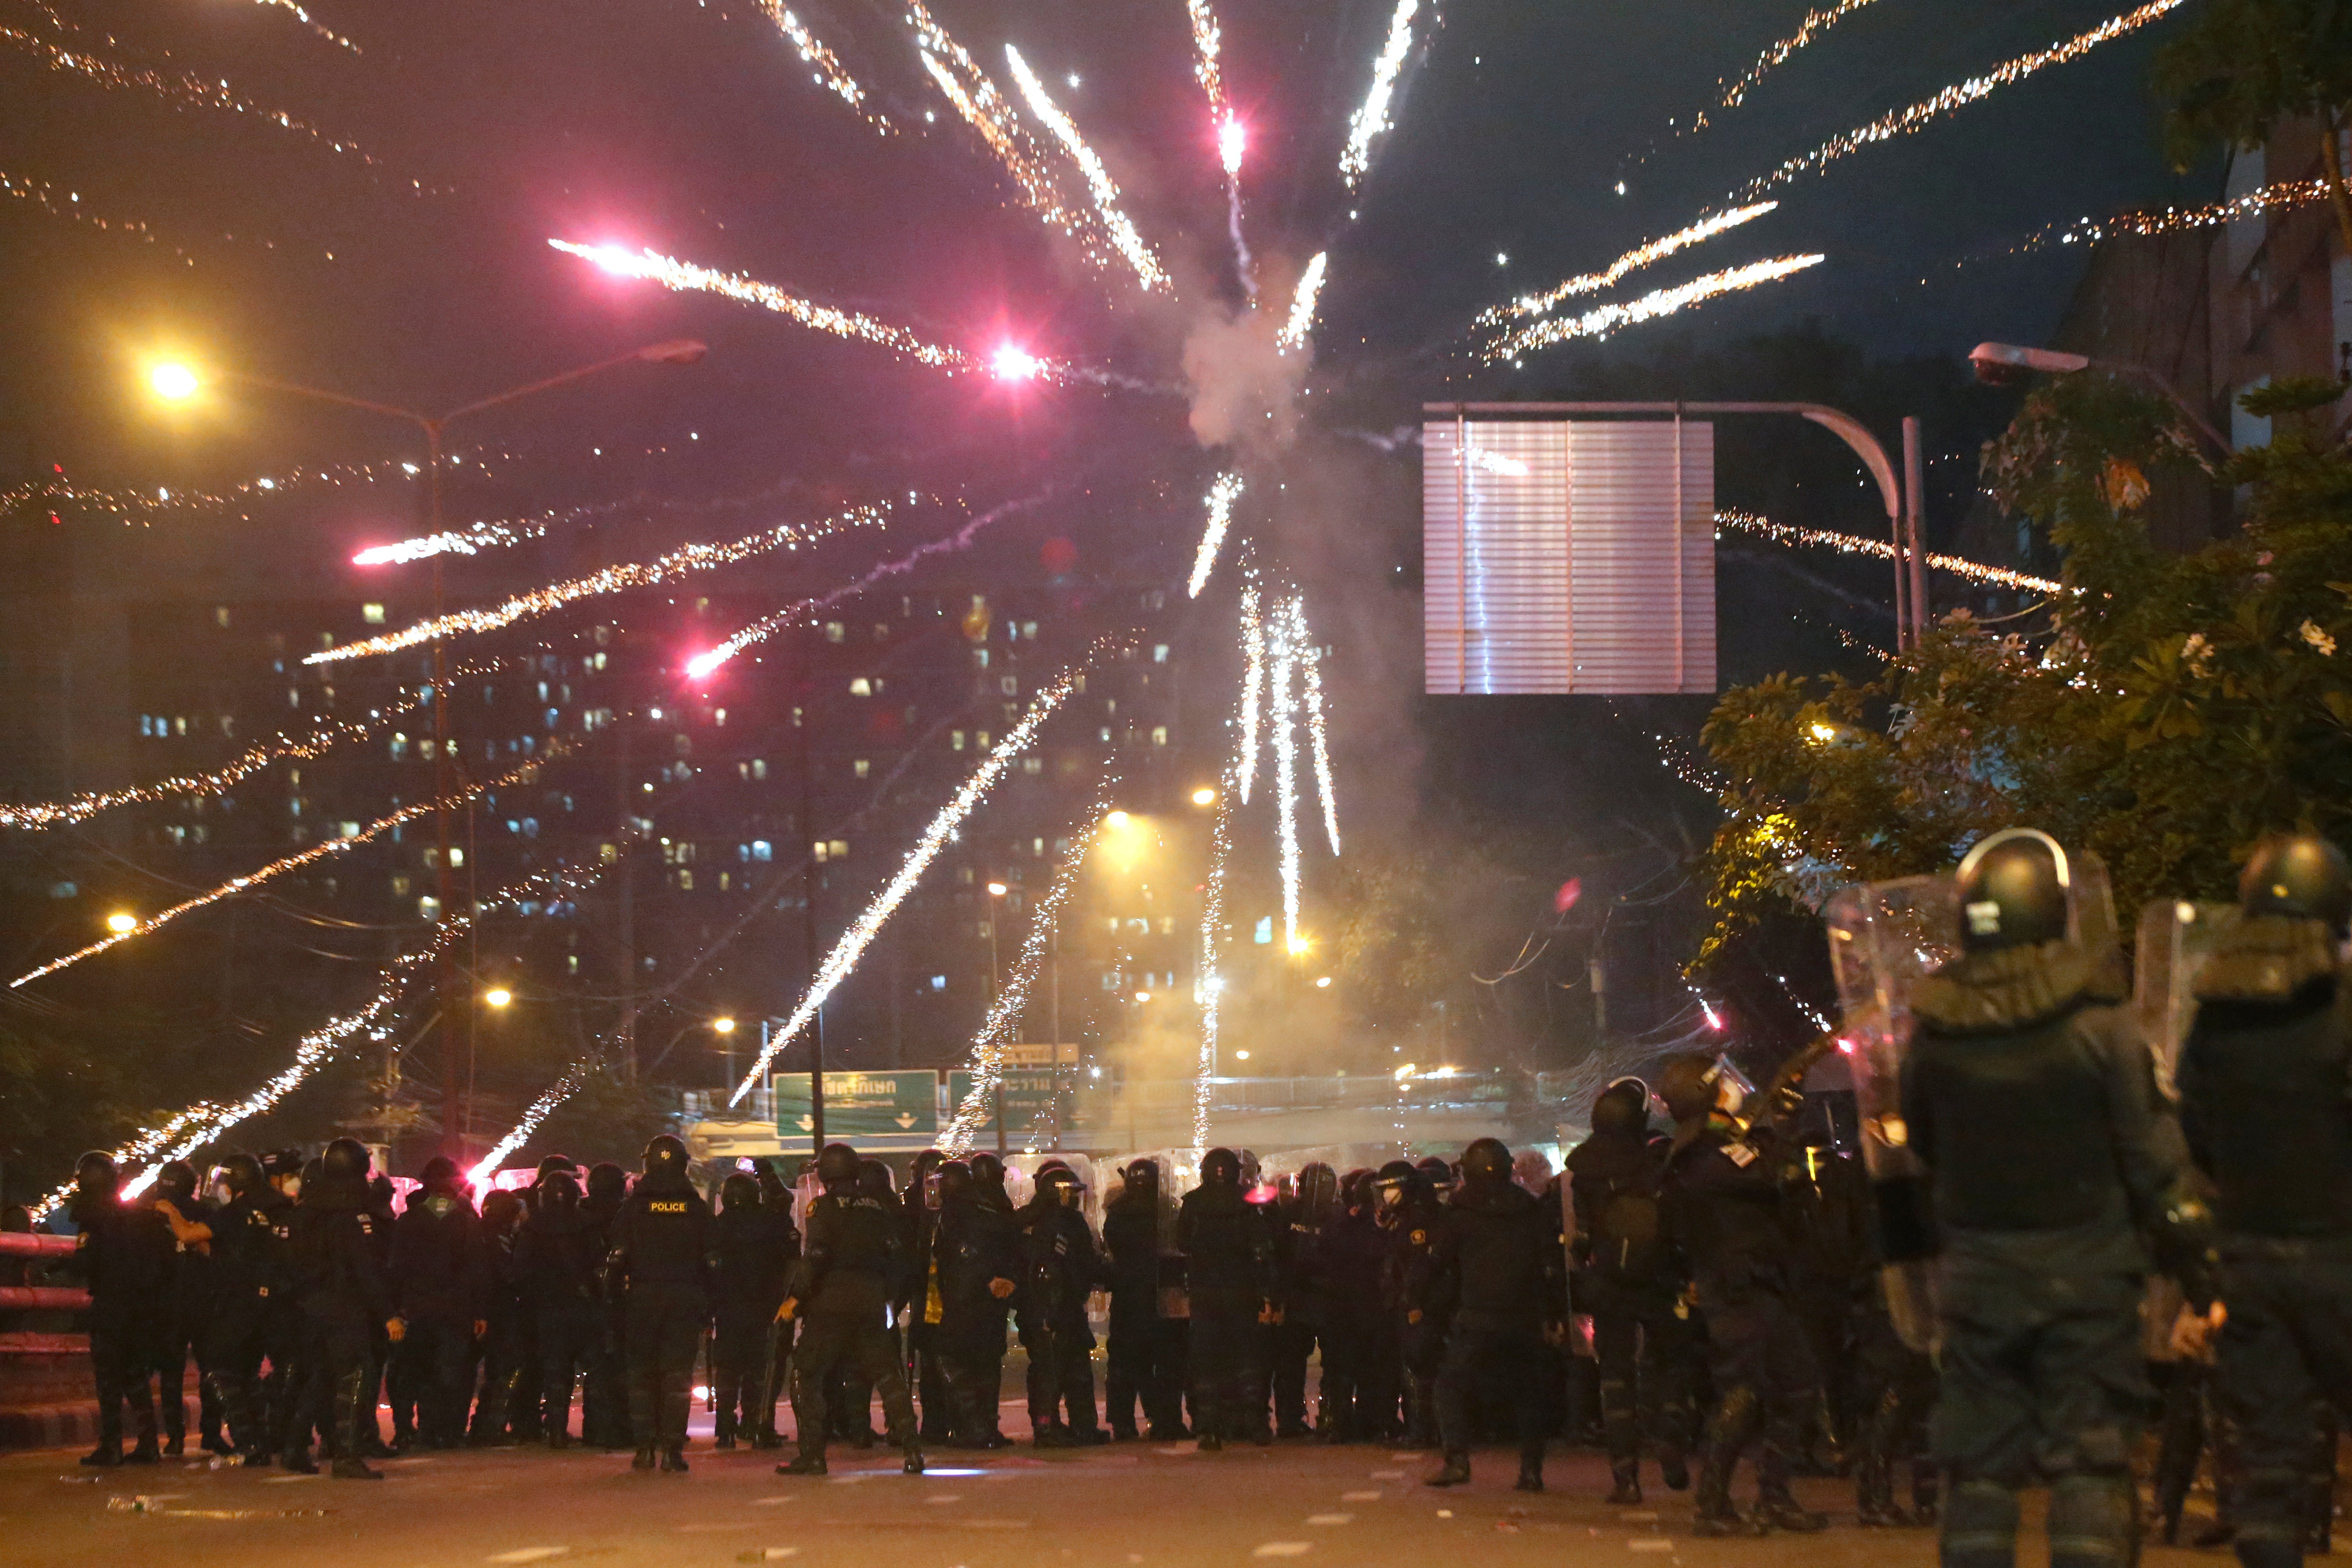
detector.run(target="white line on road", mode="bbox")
[1339,1491,1382,1501]
[486,1550,566,1564]
[1304,1514,1353,1525]
[1252,1545,1312,1558]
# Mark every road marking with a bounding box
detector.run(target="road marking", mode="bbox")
[925,1495,962,1505]
[487,1551,567,1564]
[1305,1514,1353,1525]
[677,1522,758,1532]
[1252,1545,1312,1558]
[1435,1510,1454,1519]
[1154,1445,1192,1455]
[1340,1491,1382,1502]
[261,1474,320,1484]
[750,1496,795,1506]
[1369,1470,1405,1479]
[1627,1541,1673,1553]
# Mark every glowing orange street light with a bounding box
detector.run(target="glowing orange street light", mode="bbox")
[147,362,200,401]
[105,912,138,935]
[483,987,514,1009]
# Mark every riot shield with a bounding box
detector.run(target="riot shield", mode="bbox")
[1824,873,1961,1353]
[2133,897,2240,1098]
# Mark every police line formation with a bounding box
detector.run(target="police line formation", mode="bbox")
[39,826,2352,1568]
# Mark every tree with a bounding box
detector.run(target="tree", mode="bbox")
[1696,370,2352,968]
[2154,0,2352,257]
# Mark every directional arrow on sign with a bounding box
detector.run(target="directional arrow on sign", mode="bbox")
[895,1113,918,1128]
[797,1116,815,1131]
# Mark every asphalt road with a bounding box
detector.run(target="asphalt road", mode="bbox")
[0,1413,2247,1568]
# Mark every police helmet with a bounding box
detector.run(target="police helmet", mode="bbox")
[2240,832,2352,935]
[1592,1078,1649,1136]
[1201,1147,1242,1187]
[74,1151,118,1198]
[1658,1053,1721,1123]
[1955,828,2072,952]
[1461,1138,1512,1187]
[1372,1159,1418,1208]
[1037,1165,1084,1207]
[321,1138,371,1183]
[153,1160,198,1203]
[815,1142,862,1188]
[539,1169,581,1210]
[419,1155,460,1191]
[720,1172,760,1212]
[220,1153,265,1197]
[642,1135,689,1180]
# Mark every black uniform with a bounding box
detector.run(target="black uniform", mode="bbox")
[607,1170,711,1457]
[1176,1175,1274,1446]
[1568,1113,1694,1495]
[1102,1174,1186,1439]
[786,1187,920,1464]
[284,1170,394,1475]
[2178,915,2352,1568]
[932,1179,1022,1446]
[1019,1191,1107,1442]
[1271,1182,1338,1438]
[517,1184,607,1445]
[1320,1188,1396,1440]
[388,1185,483,1447]
[1384,1182,1450,1446]
[579,1164,630,1448]
[1903,938,2208,1568]
[1662,1114,1823,1528]
[71,1188,173,1463]
[1426,1164,1565,1487]
[150,1185,221,1454]
[197,1182,293,1460]
[707,1190,796,1446]
[469,1195,533,1443]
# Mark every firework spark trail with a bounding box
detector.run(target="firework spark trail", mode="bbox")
[552,240,992,374]
[3,450,502,528]
[1705,0,1879,120]
[1194,780,1232,1149]
[1731,0,2189,203]
[1005,45,1172,293]
[1341,0,1422,193]
[0,699,422,831]
[2012,177,2334,252]
[1270,602,1303,950]
[28,862,601,1218]
[0,166,202,260]
[1302,624,1341,856]
[687,491,1049,679]
[307,495,889,665]
[1484,254,1826,360]
[1185,0,1254,294]
[1480,204,1777,327]
[353,519,548,566]
[469,1060,593,1188]
[728,665,1087,1106]
[1187,0,1227,116]
[1279,252,1328,352]
[907,1,1107,260]
[1715,508,2063,595]
[1,7,384,167]
[758,2,890,131]
[1187,474,1244,600]
[249,0,360,53]
[8,751,562,989]
[1236,582,1266,804]
[943,772,1116,1156]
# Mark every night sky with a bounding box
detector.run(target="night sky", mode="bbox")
[0,0,2219,1094]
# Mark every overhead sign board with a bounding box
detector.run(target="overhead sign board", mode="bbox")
[772,1071,940,1143]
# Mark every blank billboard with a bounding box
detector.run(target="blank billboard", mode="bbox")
[1423,418,1715,695]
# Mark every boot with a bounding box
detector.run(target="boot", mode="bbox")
[1425,1452,1472,1488]
[1692,1388,1764,1537]
[632,1445,658,1472]
[1606,1461,1642,1506]
[660,1444,689,1474]
[1939,1479,2021,1568]
[903,1441,926,1475]
[2046,1474,2134,1568]
[712,1372,740,1451]
[1756,1490,1829,1532]
[330,1368,381,1479]
[1034,1422,1077,1449]
[1515,1447,1546,1494]
[777,1447,828,1476]
[1855,1445,1912,1527]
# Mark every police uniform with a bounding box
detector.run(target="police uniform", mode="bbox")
[607,1157,711,1469]
[781,1163,922,1473]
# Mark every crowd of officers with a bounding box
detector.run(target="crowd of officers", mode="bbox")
[43,826,2352,1568]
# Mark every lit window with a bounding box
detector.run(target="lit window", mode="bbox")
[448,847,465,868]
[849,677,872,697]
[677,868,695,891]
[673,734,692,758]
[825,621,845,643]
[1033,837,1045,857]
[391,875,410,897]
[419,896,443,922]
[390,733,408,760]
[713,708,726,726]
[214,606,231,628]
[1022,757,1042,775]
[846,758,866,779]
[1152,726,1169,747]
[951,730,966,751]
[363,603,387,624]
[973,648,991,669]
[999,676,1018,695]
[719,871,731,891]
[930,975,947,991]
[599,842,619,864]
[1022,621,1037,638]
[976,732,990,748]
[339,821,361,839]
[1255,916,1274,944]
[751,840,773,861]
[752,760,768,780]
[976,921,993,939]
[874,622,890,640]
[829,838,848,860]
[1153,644,1169,664]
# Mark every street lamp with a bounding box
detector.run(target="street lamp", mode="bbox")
[144,338,708,1160]
[483,987,514,1009]
[104,912,138,935]
[1969,341,2232,457]
[1190,787,1217,807]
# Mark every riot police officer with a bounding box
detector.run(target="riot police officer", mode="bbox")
[69,1152,171,1466]
[2176,832,2352,1568]
[389,1156,482,1449]
[157,1152,289,1464]
[1177,1147,1276,1450]
[932,1158,1021,1448]
[518,1168,604,1447]
[1897,829,2210,1568]
[1659,1054,1828,1535]
[708,1171,795,1449]
[606,1135,710,1472]
[1375,1159,1448,1448]
[1102,1157,1181,1439]
[1021,1163,1109,1445]
[1273,1163,1342,1439]
[286,1138,398,1479]
[1425,1138,1566,1492]
[1568,1078,1693,1504]
[776,1142,923,1476]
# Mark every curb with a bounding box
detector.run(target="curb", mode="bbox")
[0,1396,203,1454]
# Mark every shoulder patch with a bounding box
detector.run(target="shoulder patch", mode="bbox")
[1408,1228,1427,1246]
[1721,1142,1758,1168]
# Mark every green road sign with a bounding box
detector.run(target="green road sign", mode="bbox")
[773,1071,939,1140]
[946,1067,1072,1132]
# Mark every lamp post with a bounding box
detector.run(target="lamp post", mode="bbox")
[147,339,708,1160]
[1968,342,2233,457]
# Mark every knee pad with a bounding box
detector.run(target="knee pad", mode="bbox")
[2046,1474,2135,1568]
[1941,1477,2021,1566]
